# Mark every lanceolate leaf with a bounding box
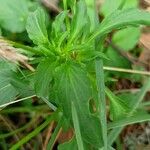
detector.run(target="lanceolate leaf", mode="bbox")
[92,9,150,39]
[52,11,68,37]
[54,62,103,148]
[108,113,150,129]
[26,8,49,45]
[71,102,85,150]
[70,1,88,41]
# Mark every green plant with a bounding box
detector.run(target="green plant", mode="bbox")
[0,0,150,149]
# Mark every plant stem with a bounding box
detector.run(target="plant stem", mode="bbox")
[41,97,57,111]
[0,95,36,108]
[8,40,41,54]
[103,66,150,76]
[1,105,48,114]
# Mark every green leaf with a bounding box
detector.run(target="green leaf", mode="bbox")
[101,0,124,16]
[35,59,55,98]
[0,0,29,32]
[0,61,18,106]
[123,0,138,9]
[52,11,68,37]
[85,0,98,32]
[0,28,2,35]
[70,1,88,41]
[0,85,18,107]
[95,59,107,149]
[105,88,130,120]
[92,8,150,39]
[71,102,85,150]
[10,76,34,97]
[104,47,131,68]
[26,8,49,45]
[54,62,91,119]
[54,62,103,148]
[58,137,78,150]
[108,78,150,145]
[108,113,150,129]
[112,27,140,51]
[78,50,108,62]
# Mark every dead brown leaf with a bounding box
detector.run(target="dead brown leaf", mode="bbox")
[0,38,35,72]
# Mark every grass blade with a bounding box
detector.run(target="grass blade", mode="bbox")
[10,115,54,150]
[95,59,107,149]
[71,102,85,150]
[108,113,150,129]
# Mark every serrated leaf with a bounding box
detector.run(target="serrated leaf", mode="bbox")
[105,88,130,120]
[54,62,91,119]
[52,11,68,37]
[112,27,140,51]
[35,59,55,98]
[26,8,49,45]
[0,0,29,33]
[93,9,150,38]
[54,62,103,148]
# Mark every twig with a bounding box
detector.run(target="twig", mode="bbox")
[103,66,150,76]
[0,95,36,109]
[114,88,141,94]
[43,121,54,150]
[51,128,62,149]
[0,115,25,150]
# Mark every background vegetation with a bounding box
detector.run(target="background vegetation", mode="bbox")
[0,0,150,149]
